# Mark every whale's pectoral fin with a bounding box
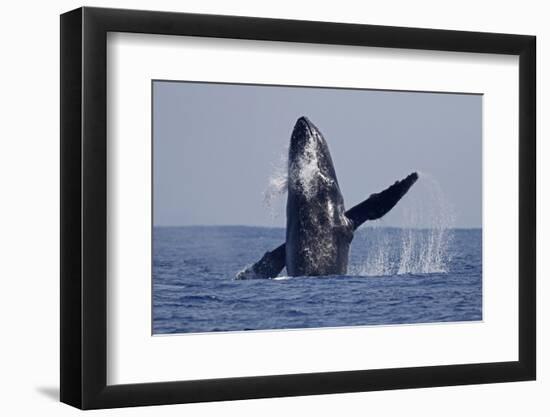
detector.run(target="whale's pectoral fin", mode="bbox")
[235,243,286,280]
[345,172,419,230]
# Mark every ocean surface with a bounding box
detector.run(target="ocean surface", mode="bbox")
[153,226,481,334]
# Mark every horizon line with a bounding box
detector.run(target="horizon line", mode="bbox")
[153,224,482,230]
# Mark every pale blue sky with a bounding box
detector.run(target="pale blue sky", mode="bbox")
[153,81,481,228]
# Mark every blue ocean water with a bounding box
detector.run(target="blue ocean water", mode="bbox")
[153,226,481,334]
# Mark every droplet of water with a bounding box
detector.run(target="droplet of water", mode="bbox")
[262,145,288,221]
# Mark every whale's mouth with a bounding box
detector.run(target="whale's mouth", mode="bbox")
[289,116,316,153]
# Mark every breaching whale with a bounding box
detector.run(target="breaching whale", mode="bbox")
[236,116,418,279]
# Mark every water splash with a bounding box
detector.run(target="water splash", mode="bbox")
[352,173,455,276]
[352,223,395,276]
[289,127,334,200]
[397,173,455,274]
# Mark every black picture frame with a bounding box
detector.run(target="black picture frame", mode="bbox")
[60,6,536,410]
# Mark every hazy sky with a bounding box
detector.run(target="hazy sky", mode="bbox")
[153,81,481,228]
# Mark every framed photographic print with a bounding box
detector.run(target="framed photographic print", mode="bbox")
[60,6,536,409]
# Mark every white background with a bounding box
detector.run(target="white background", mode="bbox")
[0,0,545,416]
[108,33,518,384]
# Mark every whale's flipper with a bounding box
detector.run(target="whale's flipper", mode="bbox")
[235,244,286,280]
[235,172,419,280]
[345,172,419,230]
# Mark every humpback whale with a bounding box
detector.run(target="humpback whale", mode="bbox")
[236,116,418,279]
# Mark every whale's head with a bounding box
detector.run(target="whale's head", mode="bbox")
[288,116,341,200]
